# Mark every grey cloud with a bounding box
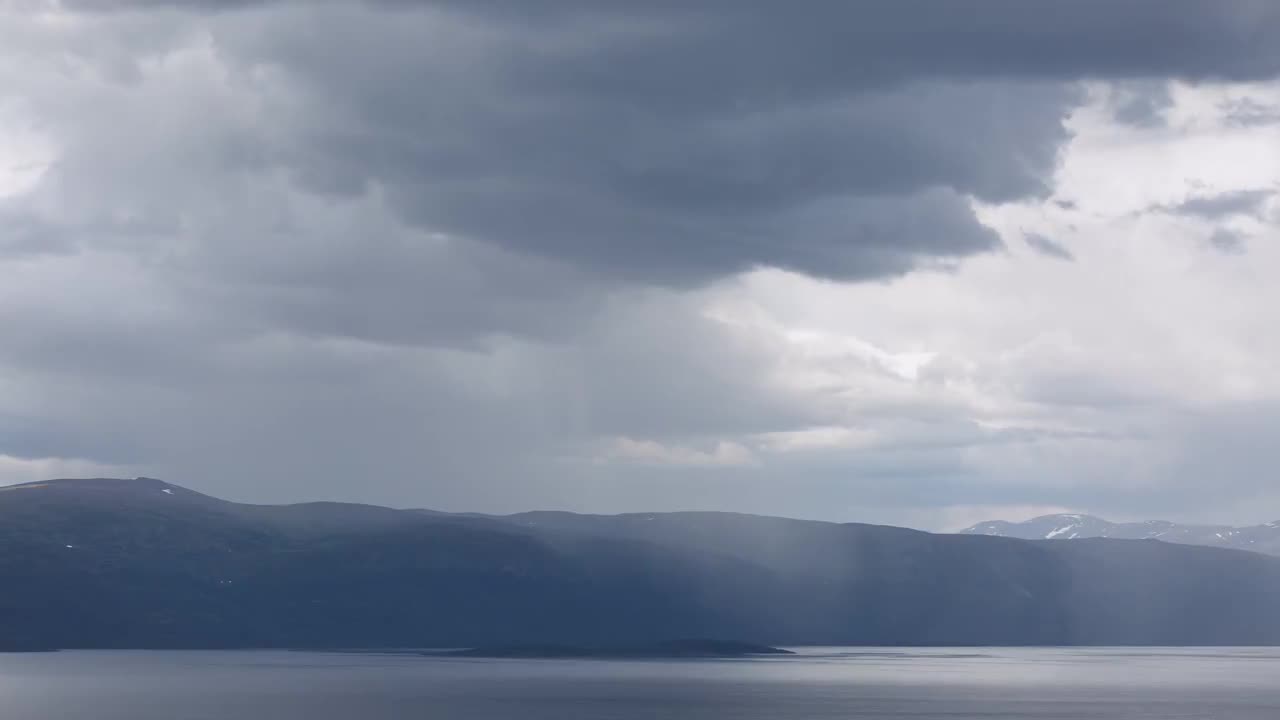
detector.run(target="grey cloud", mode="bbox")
[993,402,1280,523]
[1023,232,1075,261]
[1109,81,1174,127]
[9,4,1060,295]
[218,6,1069,285]
[1019,370,1164,410]
[50,0,1280,290]
[1221,97,1280,127]
[222,1,1280,286]
[0,290,835,509]
[0,206,77,258]
[193,226,608,349]
[80,1,1280,82]
[1157,403,1280,505]
[1208,228,1248,254]
[4,1,1280,526]
[553,297,838,440]
[1165,189,1275,219]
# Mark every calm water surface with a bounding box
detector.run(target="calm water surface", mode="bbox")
[2,647,1279,719]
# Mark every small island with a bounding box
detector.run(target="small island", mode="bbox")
[448,639,794,659]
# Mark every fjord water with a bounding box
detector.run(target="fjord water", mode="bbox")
[2,648,1278,719]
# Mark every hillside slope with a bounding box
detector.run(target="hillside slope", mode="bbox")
[2,478,1280,649]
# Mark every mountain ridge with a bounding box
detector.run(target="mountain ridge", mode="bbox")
[961,513,1280,556]
[4,477,1280,649]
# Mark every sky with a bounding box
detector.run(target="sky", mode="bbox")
[2,1,1280,531]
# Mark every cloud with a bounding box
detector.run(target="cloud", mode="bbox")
[756,427,880,453]
[1208,227,1248,253]
[600,437,758,469]
[1109,81,1174,127]
[1221,96,1280,127]
[71,1,1280,81]
[2,2,1280,530]
[1164,189,1275,219]
[1023,232,1075,261]
[26,0,1280,289]
[0,454,140,487]
[221,24,1067,284]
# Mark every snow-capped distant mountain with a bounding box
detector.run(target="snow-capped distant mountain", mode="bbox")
[960,514,1280,556]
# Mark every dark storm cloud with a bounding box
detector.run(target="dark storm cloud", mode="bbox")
[1023,232,1075,261]
[53,0,1280,288]
[214,16,1068,284]
[78,0,1280,80]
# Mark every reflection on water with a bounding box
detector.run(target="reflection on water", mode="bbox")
[2,647,1279,719]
